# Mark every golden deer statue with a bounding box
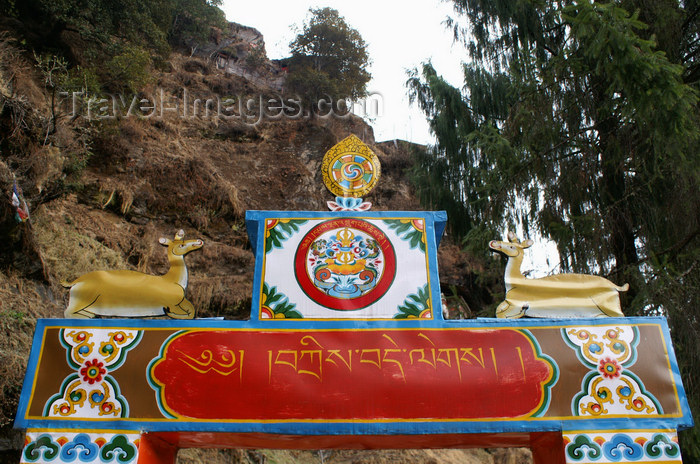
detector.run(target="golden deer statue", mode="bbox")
[489,232,628,318]
[62,230,203,319]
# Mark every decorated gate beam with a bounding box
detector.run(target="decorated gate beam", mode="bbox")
[14,136,694,464]
[15,316,692,464]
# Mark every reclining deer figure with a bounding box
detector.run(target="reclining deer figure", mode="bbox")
[63,230,203,319]
[489,232,628,318]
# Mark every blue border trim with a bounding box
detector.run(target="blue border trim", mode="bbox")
[15,316,693,434]
[12,315,691,337]
[12,416,689,436]
[245,210,446,322]
[15,317,50,428]
[661,315,694,430]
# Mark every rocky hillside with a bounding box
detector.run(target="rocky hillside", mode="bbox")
[0,23,514,464]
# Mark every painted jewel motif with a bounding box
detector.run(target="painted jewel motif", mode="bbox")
[80,359,106,384]
[21,430,139,464]
[563,430,681,463]
[598,357,621,379]
[44,329,141,419]
[295,218,396,309]
[564,326,661,417]
[322,134,381,198]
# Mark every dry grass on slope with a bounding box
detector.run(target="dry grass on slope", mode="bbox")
[0,270,60,427]
[32,203,132,283]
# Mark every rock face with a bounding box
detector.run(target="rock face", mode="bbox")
[193,21,265,62]
[0,23,518,463]
[192,21,286,91]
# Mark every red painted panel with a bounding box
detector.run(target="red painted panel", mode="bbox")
[150,329,554,421]
[137,434,177,464]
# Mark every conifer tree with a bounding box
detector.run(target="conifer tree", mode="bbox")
[408,1,700,457]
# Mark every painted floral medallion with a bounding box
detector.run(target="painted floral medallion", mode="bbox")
[294,218,396,310]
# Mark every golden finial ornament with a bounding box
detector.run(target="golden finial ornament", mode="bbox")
[322,134,381,199]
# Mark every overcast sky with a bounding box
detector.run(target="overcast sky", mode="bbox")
[220,0,466,145]
[219,2,561,272]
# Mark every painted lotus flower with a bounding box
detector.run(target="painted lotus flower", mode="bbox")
[80,359,106,384]
[598,357,622,379]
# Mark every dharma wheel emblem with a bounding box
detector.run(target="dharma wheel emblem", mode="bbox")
[322,134,381,201]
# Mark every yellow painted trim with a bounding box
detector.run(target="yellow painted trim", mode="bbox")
[563,428,677,434]
[25,427,141,434]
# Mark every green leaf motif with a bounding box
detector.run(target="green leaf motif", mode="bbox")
[262,282,302,319]
[265,219,308,254]
[383,219,425,253]
[394,284,431,319]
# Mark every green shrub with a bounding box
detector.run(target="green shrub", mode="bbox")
[104,46,152,94]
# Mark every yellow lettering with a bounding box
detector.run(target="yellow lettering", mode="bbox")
[490,347,498,377]
[274,350,298,371]
[459,348,486,369]
[325,349,353,371]
[409,348,436,369]
[516,346,526,379]
[298,336,324,381]
[437,348,462,381]
[382,334,406,382]
[417,333,436,346]
[176,349,241,376]
[268,350,272,383]
[359,349,382,369]
[298,350,322,381]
